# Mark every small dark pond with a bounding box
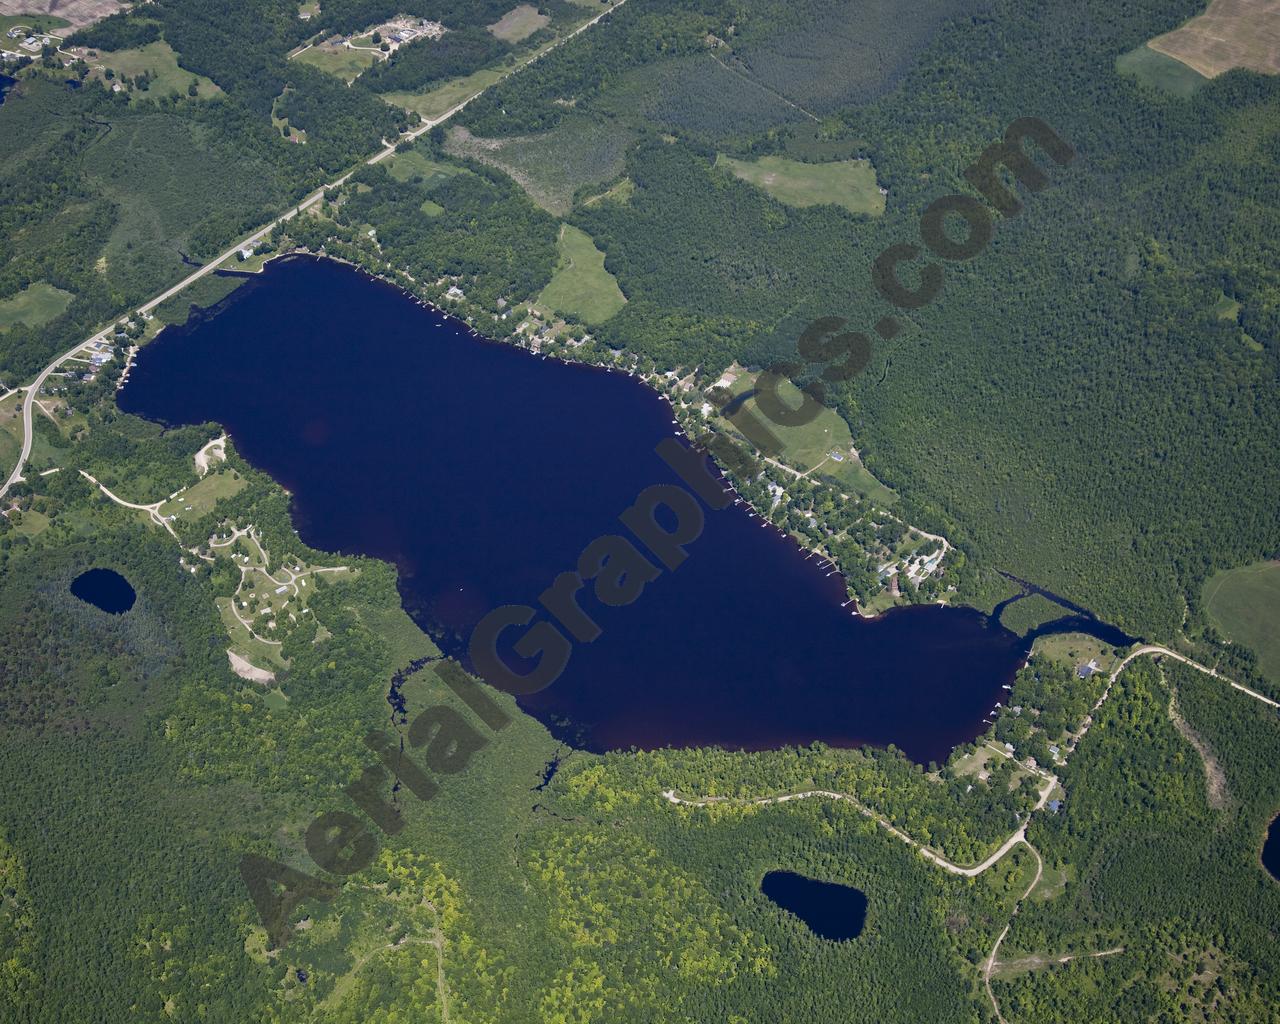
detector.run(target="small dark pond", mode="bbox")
[118,255,1128,762]
[761,870,867,941]
[70,568,136,614]
[0,74,16,105]
[1263,814,1280,882]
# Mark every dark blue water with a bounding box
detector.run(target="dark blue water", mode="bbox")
[0,74,16,105]
[995,573,1138,647]
[1264,815,1280,882]
[119,256,1087,762]
[70,568,136,614]
[761,871,867,941]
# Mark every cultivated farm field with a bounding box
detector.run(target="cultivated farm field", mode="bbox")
[0,0,118,31]
[1147,0,1280,78]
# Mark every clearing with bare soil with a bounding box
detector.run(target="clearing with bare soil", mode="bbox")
[1148,0,1280,78]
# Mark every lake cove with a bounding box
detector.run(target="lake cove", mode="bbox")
[70,568,137,614]
[122,255,1093,763]
[761,871,868,941]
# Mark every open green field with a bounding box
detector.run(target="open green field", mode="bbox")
[1203,561,1280,683]
[382,66,505,120]
[88,41,221,99]
[1031,632,1123,674]
[716,154,885,215]
[293,42,379,83]
[1115,43,1208,97]
[1028,861,1075,903]
[488,4,548,43]
[583,177,635,207]
[385,148,464,188]
[445,117,632,215]
[536,224,626,324]
[158,468,246,521]
[0,390,22,479]
[0,283,73,331]
[1213,292,1242,320]
[716,368,896,502]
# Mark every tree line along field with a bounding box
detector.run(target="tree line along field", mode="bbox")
[1116,42,1210,97]
[487,3,548,43]
[74,40,223,99]
[0,283,73,332]
[715,153,885,216]
[1146,0,1280,79]
[3,0,1280,1020]
[1202,561,1280,684]
[535,223,626,324]
[443,117,634,216]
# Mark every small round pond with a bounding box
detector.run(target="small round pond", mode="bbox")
[70,568,136,614]
[761,870,867,941]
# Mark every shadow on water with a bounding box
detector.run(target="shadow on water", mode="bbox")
[118,255,1132,763]
[70,568,136,614]
[994,572,1138,648]
[761,871,867,941]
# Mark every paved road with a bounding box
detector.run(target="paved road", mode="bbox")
[0,0,628,502]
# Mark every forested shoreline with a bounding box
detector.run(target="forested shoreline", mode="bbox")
[2,0,1279,1020]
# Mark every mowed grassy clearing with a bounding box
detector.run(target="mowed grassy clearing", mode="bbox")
[536,224,626,324]
[294,42,380,83]
[87,41,222,98]
[1203,561,1280,683]
[385,148,463,188]
[0,282,73,331]
[716,154,885,216]
[382,66,505,120]
[488,4,549,43]
[1116,43,1207,97]
[158,468,246,521]
[715,368,896,502]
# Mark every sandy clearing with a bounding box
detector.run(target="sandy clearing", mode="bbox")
[227,649,276,684]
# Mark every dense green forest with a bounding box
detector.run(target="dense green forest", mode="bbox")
[454,0,1280,638]
[993,659,1280,1021]
[3,0,1280,1019]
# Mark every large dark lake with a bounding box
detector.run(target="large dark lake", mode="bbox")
[120,256,1115,762]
